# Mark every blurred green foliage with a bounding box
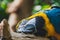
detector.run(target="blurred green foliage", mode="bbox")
[32,0,60,14]
[0,0,13,22]
[0,0,60,21]
[53,0,60,6]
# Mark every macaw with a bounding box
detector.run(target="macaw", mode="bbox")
[16,6,60,40]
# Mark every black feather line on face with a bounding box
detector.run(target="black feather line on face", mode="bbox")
[34,16,48,37]
[51,6,60,9]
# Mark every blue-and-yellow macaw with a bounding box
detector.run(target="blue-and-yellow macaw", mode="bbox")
[16,6,60,40]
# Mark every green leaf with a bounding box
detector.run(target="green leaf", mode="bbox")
[41,4,51,10]
[1,1,7,10]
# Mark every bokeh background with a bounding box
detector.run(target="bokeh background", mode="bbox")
[0,0,60,22]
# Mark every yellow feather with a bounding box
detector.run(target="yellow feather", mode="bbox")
[27,12,55,36]
[16,11,55,37]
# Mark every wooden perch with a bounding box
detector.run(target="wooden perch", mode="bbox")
[2,19,49,40]
[2,19,12,40]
